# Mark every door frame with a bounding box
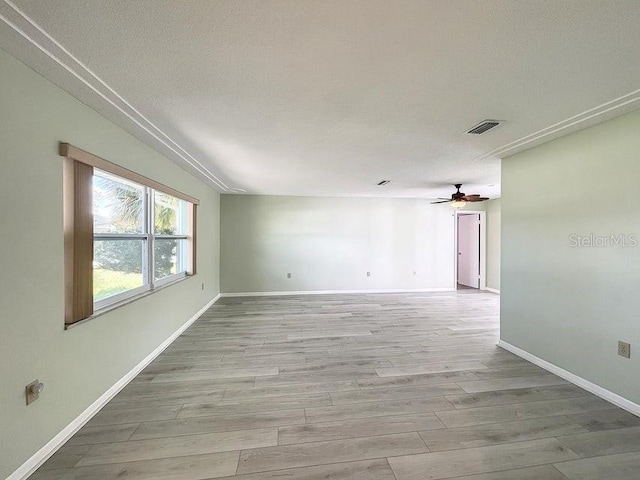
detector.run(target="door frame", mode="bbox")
[453,210,486,290]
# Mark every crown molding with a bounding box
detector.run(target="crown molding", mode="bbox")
[2,0,639,186]
[477,88,640,161]
[0,0,230,192]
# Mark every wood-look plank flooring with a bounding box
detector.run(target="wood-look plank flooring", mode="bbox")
[33,290,640,479]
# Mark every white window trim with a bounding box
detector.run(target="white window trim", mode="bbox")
[91,171,191,314]
[61,142,199,326]
[94,284,150,311]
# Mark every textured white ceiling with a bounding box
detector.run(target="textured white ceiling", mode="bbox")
[1,0,640,199]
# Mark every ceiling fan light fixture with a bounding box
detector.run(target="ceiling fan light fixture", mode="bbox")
[430,184,488,207]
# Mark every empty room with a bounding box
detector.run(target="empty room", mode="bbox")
[1,1,640,479]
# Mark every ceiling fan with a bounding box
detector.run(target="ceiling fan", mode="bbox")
[431,184,489,209]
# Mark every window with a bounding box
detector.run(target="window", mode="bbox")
[61,143,198,325]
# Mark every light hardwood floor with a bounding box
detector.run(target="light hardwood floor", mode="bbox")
[33,290,640,479]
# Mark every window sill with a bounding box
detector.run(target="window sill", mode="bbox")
[65,274,195,330]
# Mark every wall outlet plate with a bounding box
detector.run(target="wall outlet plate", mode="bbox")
[618,341,631,358]
[26,379,42,405]
[366,272,371,277]
[287,273,291,278]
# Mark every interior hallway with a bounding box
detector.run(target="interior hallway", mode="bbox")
[33,291,640,479]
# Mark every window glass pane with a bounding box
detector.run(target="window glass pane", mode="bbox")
[155,238,187,280]
[94,239,145,301]
[154,191,187,235]
[93,171,145,234]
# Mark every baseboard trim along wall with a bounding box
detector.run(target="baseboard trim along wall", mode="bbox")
[8,294,221,480]
[498,339,640,417]
[220,288,454,297]
[484,287,500,294]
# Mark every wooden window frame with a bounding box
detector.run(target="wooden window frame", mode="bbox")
[60,143,199,325]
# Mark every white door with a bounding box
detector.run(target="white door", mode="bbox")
[457,214,480,288]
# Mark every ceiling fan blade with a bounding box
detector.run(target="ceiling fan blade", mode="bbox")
[433,185,486,204]
[466,197,489,202]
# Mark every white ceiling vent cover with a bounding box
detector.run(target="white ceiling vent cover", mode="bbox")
[466,120,502,135]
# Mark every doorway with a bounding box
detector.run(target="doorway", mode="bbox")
[455,211,486,290]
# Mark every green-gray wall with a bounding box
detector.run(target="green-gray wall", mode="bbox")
[0,49,220,478]
[221,195,458,293]
[501,109,640,405]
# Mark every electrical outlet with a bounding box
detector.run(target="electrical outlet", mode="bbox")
[26,380,44,405]
[618,341,631,358]
[366,271,371,277]
[287,273,291,278]
[413,271,417,276]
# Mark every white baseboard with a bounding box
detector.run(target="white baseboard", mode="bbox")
[220,288,454,298]
[8,294,221,480]
[484,287,500,294]
[498,340,640,417]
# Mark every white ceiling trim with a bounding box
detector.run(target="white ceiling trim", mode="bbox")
[0,0,230,192]
[2,0,639,195]
[476,87,640,161]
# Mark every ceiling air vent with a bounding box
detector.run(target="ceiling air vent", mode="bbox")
[377,180,391,186]
[466,120,501,135]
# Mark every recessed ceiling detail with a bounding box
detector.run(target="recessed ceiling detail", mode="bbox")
[1,0,640,199]
[0,0,232,192]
